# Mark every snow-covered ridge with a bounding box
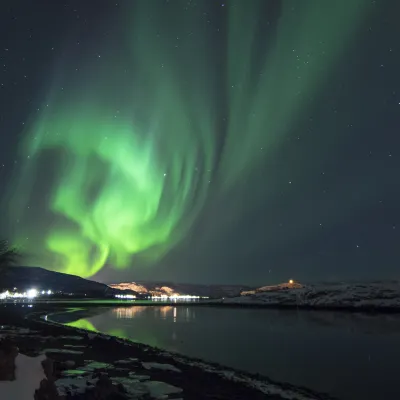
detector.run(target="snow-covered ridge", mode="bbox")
[219,281,400,310]
[241,280,303,295]
[109,281,250,298]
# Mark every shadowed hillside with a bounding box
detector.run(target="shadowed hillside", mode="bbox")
[0,266,133,297]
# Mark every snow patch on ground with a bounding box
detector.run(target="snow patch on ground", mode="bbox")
[142,362,182,373]
[143,380,183,398]
[0,327,39,338]
[61,369,88,377]
[112,377,183,398]
[0,354,46,400]
[162,354,330,400]
[59,335,84,340]
[43,348,84,355]
[115,358,138,365]
[111,377,148,397]
[128,372,151,380]
[81,361,111,371]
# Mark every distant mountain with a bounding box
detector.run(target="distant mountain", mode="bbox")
[110,281,253,298]
[216,281,400,310]
[0,266,134,297]
[0,266,253,299]
[241,280,303,295]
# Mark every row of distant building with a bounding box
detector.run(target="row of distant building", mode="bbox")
[0,288,52,299]
[0,287,208,301]
[0,280,300,301]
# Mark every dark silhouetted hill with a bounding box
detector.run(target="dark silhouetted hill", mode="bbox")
[0,266,135,297]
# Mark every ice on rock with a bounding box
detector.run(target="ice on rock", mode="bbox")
[142,362,182,373]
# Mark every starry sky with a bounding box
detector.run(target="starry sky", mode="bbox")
[0,0,399,285]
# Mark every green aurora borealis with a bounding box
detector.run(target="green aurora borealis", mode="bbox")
[5,1,375,279]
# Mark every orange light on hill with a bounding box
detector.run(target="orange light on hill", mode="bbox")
[289,279,294,284]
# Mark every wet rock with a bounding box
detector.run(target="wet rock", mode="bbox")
[0,338,19,381]
[42,357,78,381]
[34,377,65,400]
[41,357,55,380]
[115,359,137,365]
[63,360,75,369]
[85,374,129,399]
[87,333,97,340]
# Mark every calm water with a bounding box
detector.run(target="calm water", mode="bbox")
[57,306,400,400]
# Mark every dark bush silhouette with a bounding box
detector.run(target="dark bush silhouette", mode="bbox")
[0,240,19,269]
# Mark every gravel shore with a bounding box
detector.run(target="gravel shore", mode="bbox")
[0,304,337,400]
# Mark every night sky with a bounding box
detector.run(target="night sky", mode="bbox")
[0,0,399,285]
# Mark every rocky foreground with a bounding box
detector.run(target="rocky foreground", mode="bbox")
[0,306,337,400]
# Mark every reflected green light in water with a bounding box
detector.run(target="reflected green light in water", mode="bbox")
[66,319,98,332]
[65,317,159,348]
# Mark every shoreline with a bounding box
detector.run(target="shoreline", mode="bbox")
[0,304,337,400]
[208,301,400,313]
[3,298,400,314]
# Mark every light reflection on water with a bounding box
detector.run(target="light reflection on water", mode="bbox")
[62,306,400,400]
[112,306,195,322]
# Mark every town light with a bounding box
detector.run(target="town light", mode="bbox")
[26,289,38,298]
[115,294,136,299]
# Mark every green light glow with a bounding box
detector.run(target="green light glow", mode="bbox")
[66,319,97,332]
[8,1,372,277]
[64,317,159,347]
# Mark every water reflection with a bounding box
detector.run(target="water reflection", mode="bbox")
[161,306,172,319]
[113,306,148,319]
[65,319,97,332]
[90,306,199,348]
[112,306,196,323]
[53,306,400,400]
